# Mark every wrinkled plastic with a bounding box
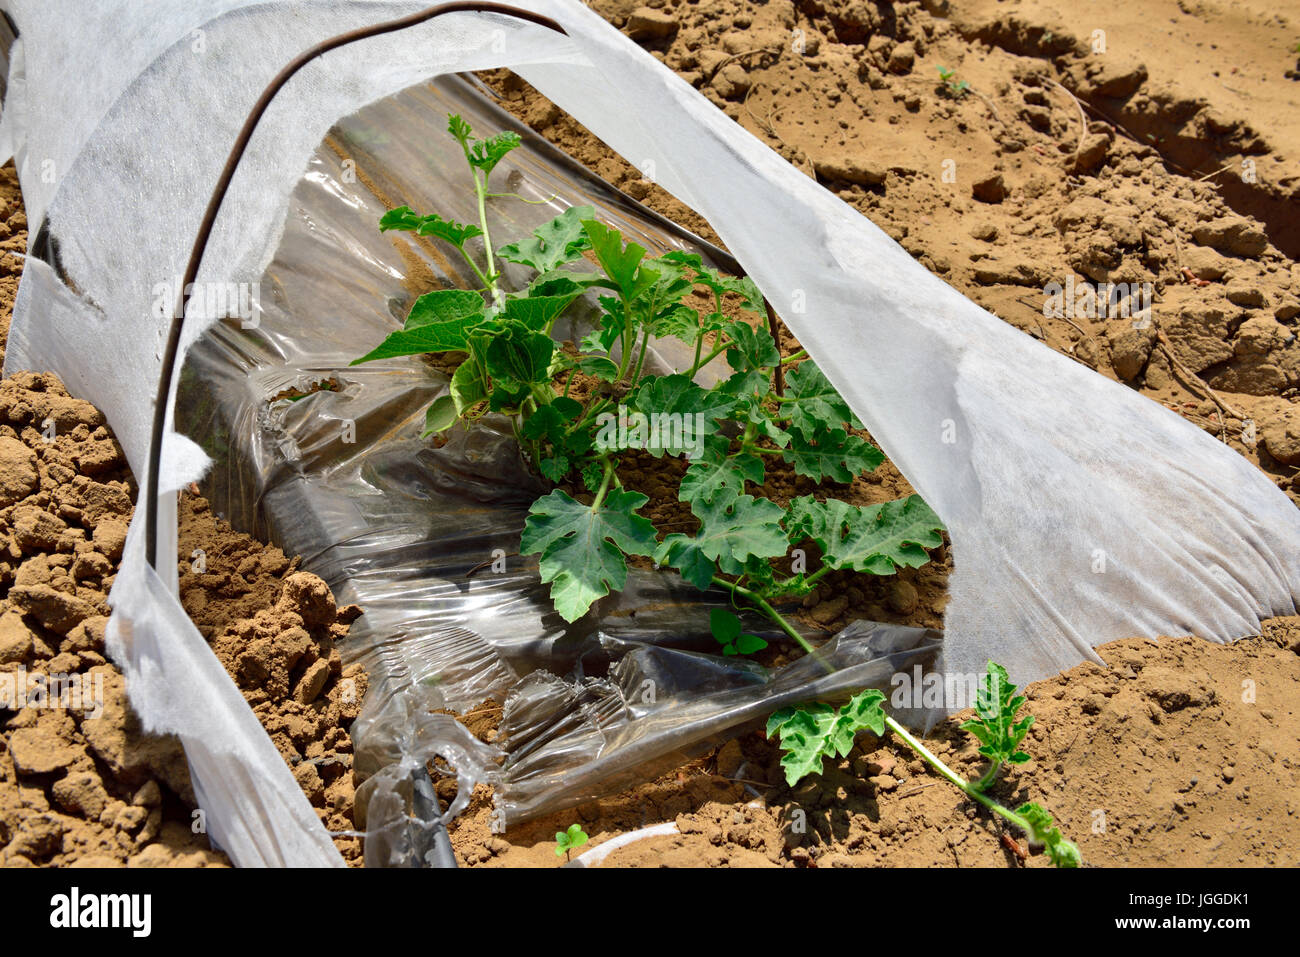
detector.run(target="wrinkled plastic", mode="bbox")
[1,0,1296,866]
[179,76,944,855]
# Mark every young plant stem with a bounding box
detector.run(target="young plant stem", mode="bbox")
[630,327,651,384]
[881,715,1041,841]
[455,243,493,294]
[797,564,832,590]
[486,191,557,205]
[972,760,1002,793]
[722,561,1046,848]
[591,457,615,510]
[690,295,721,377]
[711,576,813,654]
[616,300,637,383]
[570,394,615,438]
[472,169,500,305]
[690,338,732,376]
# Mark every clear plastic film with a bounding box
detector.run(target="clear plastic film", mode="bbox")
[178,76,943,853]
[0,0,1294,865]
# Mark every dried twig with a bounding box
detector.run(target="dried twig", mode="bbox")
[1155,331,1245,422]
[1193,163,1235,183]
[1047,79,1088,158]
[899,781,941,798]
[705,46,780,81]
[969,87,1004,126]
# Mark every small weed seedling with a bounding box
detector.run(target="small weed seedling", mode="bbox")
[354,114,944,651]
[767,661,1081,867]
[936,65,970,99]
[555,823,589,859]
[710,608,767,657]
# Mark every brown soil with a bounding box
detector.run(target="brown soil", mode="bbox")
[177,494,369,864]
[0,164,368,867]
[450,624,1300,867]
[0,370,226,867]
[440,0,1300,866]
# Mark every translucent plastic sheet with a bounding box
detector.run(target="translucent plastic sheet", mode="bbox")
[179,77,943,853]
[1,0,1296,865]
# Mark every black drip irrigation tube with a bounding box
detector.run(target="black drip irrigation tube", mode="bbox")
[144,2,568,570]
[145,1,789,868]
[144,1,577,871]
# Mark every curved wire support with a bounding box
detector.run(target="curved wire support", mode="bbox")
[144,2,569,568]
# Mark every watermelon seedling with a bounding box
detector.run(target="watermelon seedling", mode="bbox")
[767,661,1081,867]
[353,113,945,652]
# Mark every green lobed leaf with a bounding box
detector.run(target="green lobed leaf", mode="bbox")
[723,320,781,372]
[768,705,839,786]
[657,251,766,313]
[449,359,487,414]
[415,214,484,249]
[655,492,787,586]
[786,494,945,575]
[648,303,704,344]
[521,397,591,476]
[653,536,717,591]
[350,316,481,364]
[720,371,792,447]
[468,129,521,176]
[679,435,765,509]
[781,426,884,483]
[578,355,620,382]
[782,361,860,438]
[580,461,605,493]
[636,271,697,336]
[351,289,485,365]
[521,488,657,622]
[521,396,583,442]
[404,289,486,330]
[501,292,581,332]
[582,220,657,302]
[498,205,596,273]
[447,113,474,147]
[422,396,458,437]
[539,456,570,483]
[581,295,627,355]
[766,689,887,786]
[487,384,530,413]
[377,205,484,247]
[379,206,424,232]
[960,661,1036,781]
[485,324,555,391]
[627,374,735,458]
